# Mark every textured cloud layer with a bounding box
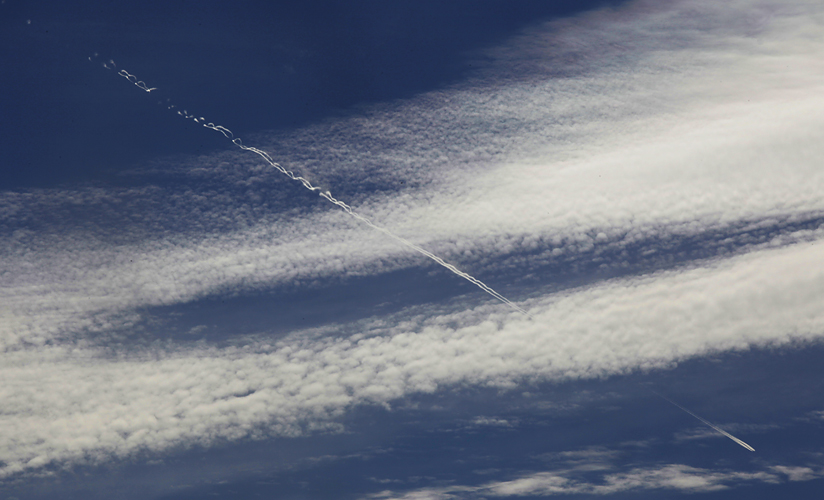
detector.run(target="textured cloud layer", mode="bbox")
[2,240,823,476]
[4,0,824,350]
[2,0,824,479]
[366,463,820,499]
[364,442,824,499]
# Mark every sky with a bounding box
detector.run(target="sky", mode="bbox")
[2,0,824,498]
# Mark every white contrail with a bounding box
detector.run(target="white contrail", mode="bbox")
[96,59,529,316]
[652,391,755,452]
[117,69,157,92]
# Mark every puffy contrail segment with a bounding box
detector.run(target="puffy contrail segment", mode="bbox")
[94,57,528,316]
[652,391,755,452]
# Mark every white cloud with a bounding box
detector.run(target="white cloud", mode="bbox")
[771,465,821,482]
[365,442,824,499]
[1,240,823,477]
[4,0,824,349]
[484,465,779,496]
[2,0,824,479]
[365,462,802,499]
[469,417,514,428]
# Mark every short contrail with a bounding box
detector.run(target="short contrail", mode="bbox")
[94,57,529,316]
[652,390,755,452]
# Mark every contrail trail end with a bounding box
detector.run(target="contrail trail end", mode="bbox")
[652,390,755,452]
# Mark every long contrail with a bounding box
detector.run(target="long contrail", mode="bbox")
[652,390,755,452]
[94,57,529,316]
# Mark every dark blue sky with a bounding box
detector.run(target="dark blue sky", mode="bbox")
[1,0,620,189]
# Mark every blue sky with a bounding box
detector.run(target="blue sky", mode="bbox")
[2,1,824,499]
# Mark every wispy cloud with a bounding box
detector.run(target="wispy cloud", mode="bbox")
[365,465,787,499]
[482,465,777,496]
[674,423,779,443]
[770,465,821,482]
[365,445,824,499]
[2,0,824,479]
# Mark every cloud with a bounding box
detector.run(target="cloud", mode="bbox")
[4,0,824,342]
[365,444,824,499]
[468,417,514,428]
[2,0,824,480]
[366,465,789,499]
[674,423,779,443]
[538,446,620,469]
[1,239,823,477]
[771,466,821,482]
[3,0,824,351]
[484,465,778,496]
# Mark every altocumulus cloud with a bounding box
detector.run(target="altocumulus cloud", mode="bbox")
[1,241,822,476]
[365,464,789,499]
[2,0,824,478]
[363,445,824,498]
